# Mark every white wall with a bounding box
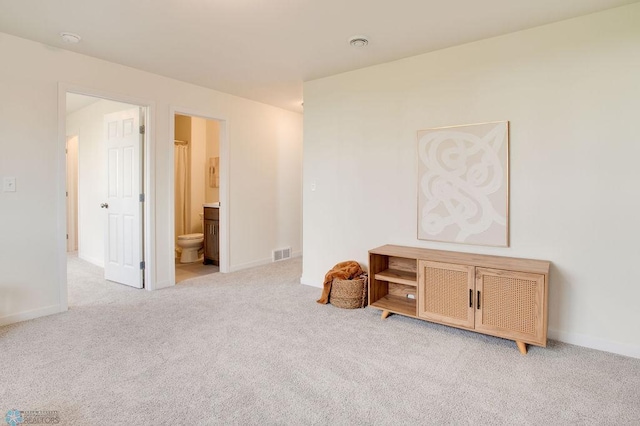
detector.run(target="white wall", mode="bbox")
[66,99,138,266]
[0,32,302,325]
[302,4,640,358]
[228,101,304,270]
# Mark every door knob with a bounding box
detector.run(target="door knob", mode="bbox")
[100,203,109,209]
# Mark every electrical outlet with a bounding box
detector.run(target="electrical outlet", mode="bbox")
[3,177,16,192]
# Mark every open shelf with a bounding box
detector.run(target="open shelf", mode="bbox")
[371,294,417,317]
[374,269,417,286]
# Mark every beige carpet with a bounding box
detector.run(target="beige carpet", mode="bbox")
[1,255,639,425]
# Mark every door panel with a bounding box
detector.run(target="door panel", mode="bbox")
[123,215,134,266]
[123,146,134,196]
[108,214,119,263]
[108,149,118,196]
[418,260,475,329]
[104,108,143,288]
[475,268,546,345]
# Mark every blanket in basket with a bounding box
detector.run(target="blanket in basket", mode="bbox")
[316,260,364,304]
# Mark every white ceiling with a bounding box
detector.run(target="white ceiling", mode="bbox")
[1,0,637,113]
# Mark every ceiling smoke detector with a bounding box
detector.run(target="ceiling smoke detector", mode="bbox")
[60,32,81,44]
[349,35,369,48]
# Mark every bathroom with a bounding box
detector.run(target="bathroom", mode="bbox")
[174,114,221,282]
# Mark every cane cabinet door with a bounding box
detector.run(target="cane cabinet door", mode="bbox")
[474,268,546,346]
[418,260,475,329]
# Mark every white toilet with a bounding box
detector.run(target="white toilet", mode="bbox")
[176,214,204,263]
[176,233,204,263]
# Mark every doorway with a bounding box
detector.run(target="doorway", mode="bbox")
[173,113,221,283]
[65,92,148,302]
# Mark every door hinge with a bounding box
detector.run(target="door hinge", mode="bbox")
[139,193,145,202]
[140,261,145,270]
[66,234,68,240]
[139,124,145,134]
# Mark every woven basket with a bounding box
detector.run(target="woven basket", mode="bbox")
[330,277,368,309]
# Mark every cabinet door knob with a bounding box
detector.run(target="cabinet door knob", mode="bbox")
[100,203,109,209]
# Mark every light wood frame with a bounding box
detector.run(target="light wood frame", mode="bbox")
[417,121,510,247]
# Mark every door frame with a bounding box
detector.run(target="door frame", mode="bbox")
[169,106,230,281]
[66,135,79,252]
[57,83,157,311]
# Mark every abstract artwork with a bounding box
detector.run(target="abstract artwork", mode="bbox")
[417,121,509,246]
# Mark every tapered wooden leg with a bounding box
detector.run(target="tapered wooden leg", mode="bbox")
[381,310,391,319]
[516,341,527,355]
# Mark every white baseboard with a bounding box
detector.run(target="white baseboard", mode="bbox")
[153,280,173,290]
[78,253,104,268]
[228,251,302,273]
[0,304,64,327]
[229,257,272,273]
[300,275,321,288]
[548,328,640,359]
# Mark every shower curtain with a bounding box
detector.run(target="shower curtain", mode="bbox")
[174,144,189,243]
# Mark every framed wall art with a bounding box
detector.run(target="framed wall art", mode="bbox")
[417,121,509,247]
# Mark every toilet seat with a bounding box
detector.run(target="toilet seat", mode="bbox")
[178,233,204,240]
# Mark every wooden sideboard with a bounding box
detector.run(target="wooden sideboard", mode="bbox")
[369,245,550,354]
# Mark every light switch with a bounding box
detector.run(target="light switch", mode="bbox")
[3,177,16,192]
[310,181,316,191]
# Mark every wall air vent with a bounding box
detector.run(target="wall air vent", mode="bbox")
[272,247,292,262]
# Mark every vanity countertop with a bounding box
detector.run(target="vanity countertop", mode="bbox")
[203,202,220,208]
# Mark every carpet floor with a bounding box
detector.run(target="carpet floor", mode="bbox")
[1,255,639,425]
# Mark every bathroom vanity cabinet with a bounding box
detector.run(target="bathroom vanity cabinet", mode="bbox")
[203,207,219,265]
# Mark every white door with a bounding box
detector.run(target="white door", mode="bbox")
[103,108,143,288]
